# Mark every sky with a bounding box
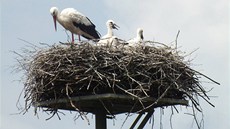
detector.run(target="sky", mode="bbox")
[1,0,229,129]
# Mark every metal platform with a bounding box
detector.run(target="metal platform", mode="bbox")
[34,93,188,129]
[34,93,188,114]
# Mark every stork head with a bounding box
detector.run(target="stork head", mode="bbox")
[50,7,59,31]
[137,28,144,40]
[106,20,119,30]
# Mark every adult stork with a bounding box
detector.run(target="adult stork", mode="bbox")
[50,7,100,43]
[97,20,119,46]
[127,28,144,47]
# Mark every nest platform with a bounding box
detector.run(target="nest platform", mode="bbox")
[17,41,219,126]
[34,93,188,114]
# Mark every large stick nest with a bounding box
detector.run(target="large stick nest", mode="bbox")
[17,41,219,116]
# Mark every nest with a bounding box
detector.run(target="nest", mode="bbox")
[17,41,219,119]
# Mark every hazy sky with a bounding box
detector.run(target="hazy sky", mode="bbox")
[1,0,229,129]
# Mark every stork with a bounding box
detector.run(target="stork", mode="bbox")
[50,7,100,44]
[97,20,119,46]
[127,28,144,47]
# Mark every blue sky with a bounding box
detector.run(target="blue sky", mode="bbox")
[1,0,229,129]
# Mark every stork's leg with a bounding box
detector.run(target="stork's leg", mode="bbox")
[78,35,81,41]
[71,33,75,45]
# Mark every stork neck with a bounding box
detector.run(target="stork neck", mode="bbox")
[137,34,141,40]
[107,27,113,37]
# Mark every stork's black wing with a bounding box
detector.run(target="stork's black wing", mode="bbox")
[73,17,100,39]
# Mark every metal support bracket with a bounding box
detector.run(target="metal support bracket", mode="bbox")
[129,110,154,129]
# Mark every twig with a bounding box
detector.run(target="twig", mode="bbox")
[175,30,180,50]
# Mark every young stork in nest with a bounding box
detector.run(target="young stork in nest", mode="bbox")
[50,7,100,44]
[97,20,119,47]
[127,28,144,47]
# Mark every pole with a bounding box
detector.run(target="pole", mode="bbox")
[95,111,107,129]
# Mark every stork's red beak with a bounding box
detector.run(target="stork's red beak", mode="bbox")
[53,16,57,31]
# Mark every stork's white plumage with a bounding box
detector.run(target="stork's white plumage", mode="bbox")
[127,28,144,47]
[50,7,100,43]
[102,20,119,39]
[97,20,119,46]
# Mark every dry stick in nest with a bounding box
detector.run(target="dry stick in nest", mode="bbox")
[121,100,144,129]
[65,84,90,125]
[125,67,149,97]
[175,30,180,51]
[45,109,64,121]
[135,86,172,113]
[187,103,205,129]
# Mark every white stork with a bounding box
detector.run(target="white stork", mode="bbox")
[97,20,119,46]
[127,28,144,47]
[50,7,100,43]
